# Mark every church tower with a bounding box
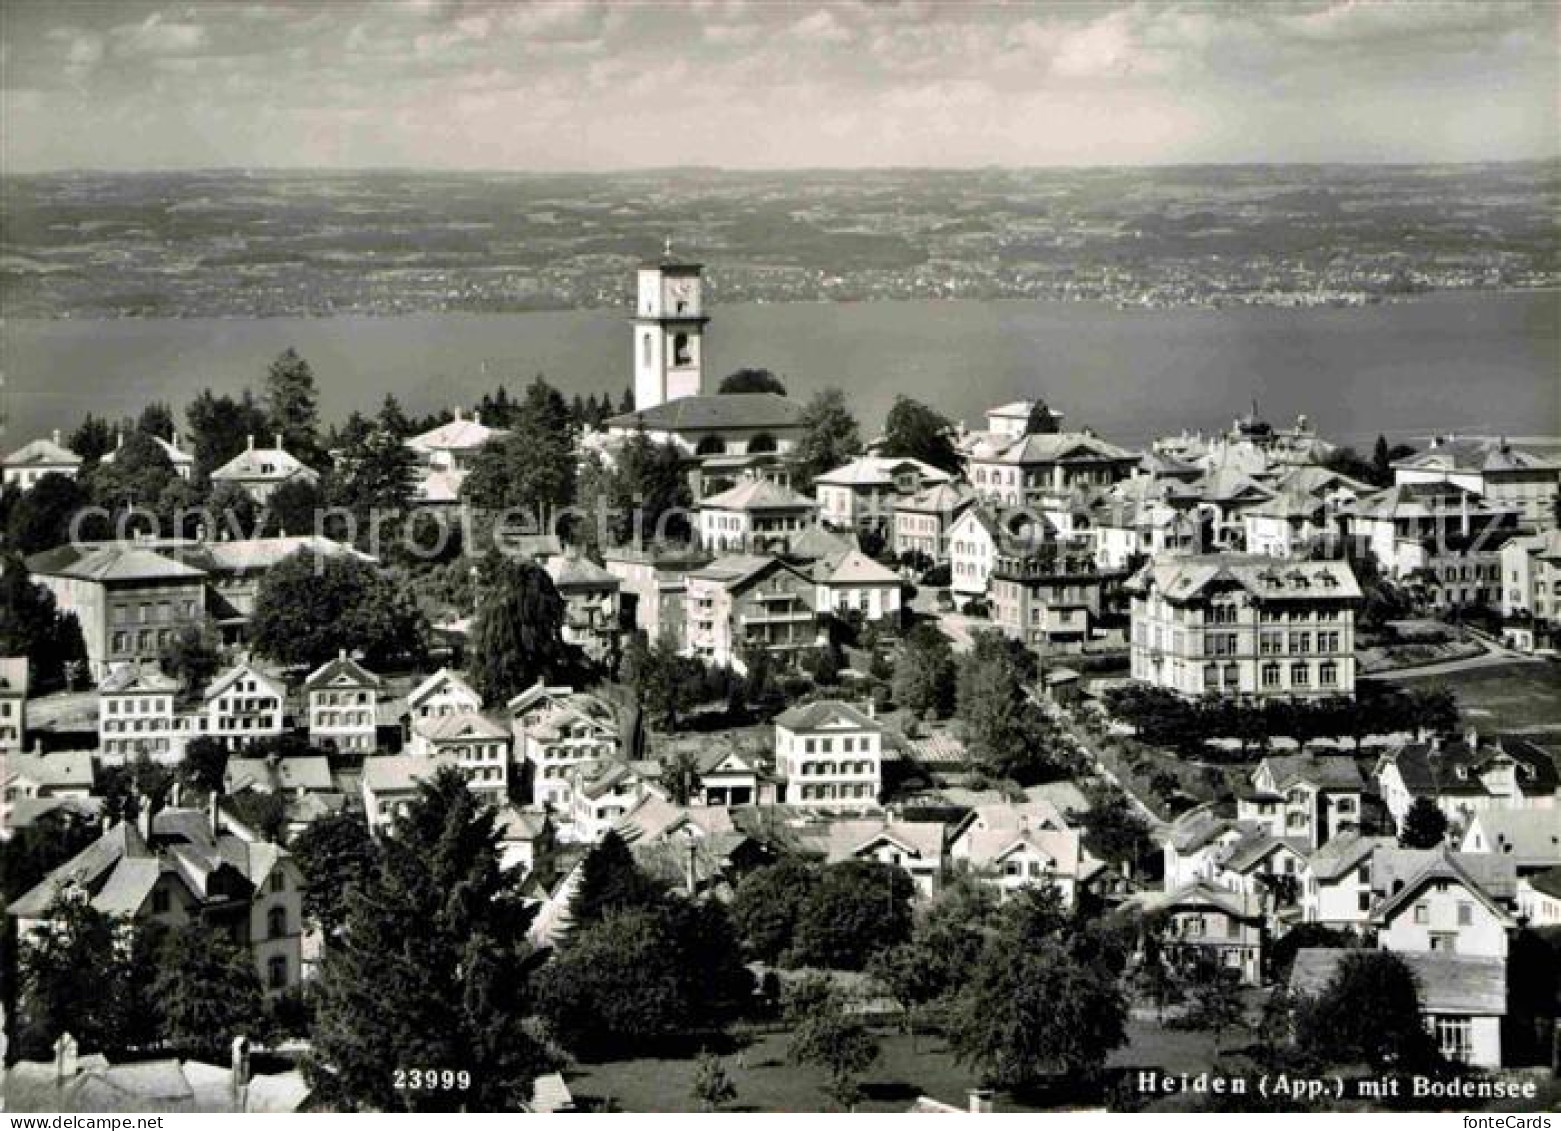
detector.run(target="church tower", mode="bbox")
[633,243,708,411]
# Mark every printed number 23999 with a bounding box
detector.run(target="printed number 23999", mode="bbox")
[395,1068,471,1091]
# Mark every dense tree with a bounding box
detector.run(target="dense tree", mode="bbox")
[948,886,1128,1090]
[718,368,786,396]
[265,349,322,463]
[785,975,880,1111]
[1292,950,1438,1072]
[330,426,418,518]
[567,830,669,928]
[309,769,554,1111]
[467,554,570,705]
[160,623,222,704]
[377,394,414,438]
[461,377,577,520]
[576,427,693,551]
[956,631,1066,782]
[5,472,89,554]
[16,895,156,1058]
[1025,399,1060,435]
[891,623,957,719]
[1175,962,1248,1048]
[1398,796,1450,849]
[68,414,116,463]
[1266,923,1357,984]
[264,476,325,539]
[84,429,176,522]
[137,401,176,441]
[880,396,962,475]
[621,628,702,731]
[730,857,820,963]
[690,1051,738,1111]
[176,736,231,797]
[251,551,429,670]
[793,388,863,485]
[791,860,915,970]
[0,809,101,902]
[1075,786,1153,871]
[290,810,378,944]
[0,556,88,693]
[153,924,267,1061]
[187,388,271,483]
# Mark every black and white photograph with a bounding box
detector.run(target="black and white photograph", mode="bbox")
[0,0,1558,1117]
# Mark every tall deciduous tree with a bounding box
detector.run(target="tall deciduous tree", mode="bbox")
[730,857,820,964]
[892,623,957,719]
[5,472,88,554]
[461,378,577,520]
[160,624,222,704]
[309,768,554,1111]
[68,414,116,463]
[251,551,429,669]
[880,396,962,475]
[791,860,915,970]
[0,556,88,693]
[794,388,863,485]
[467,554,570,705]
[956,631,1064,782]
[785,975,880,1111]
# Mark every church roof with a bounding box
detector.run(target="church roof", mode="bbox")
[607,393,804,433]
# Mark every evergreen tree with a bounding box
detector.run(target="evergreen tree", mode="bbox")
[68,414,116,463]
[567,830,668,927]
[153,924,267,1061]
[690,1051,737,1111]
[265,348,322,462]
[309,769,554,1111]
[291,810,378,945]
[1398,796,1450,849]
[467,554,570,705]
[377,394,413,438]
[619,385,635,414]
[1371,434,1393,486]
[5,472,88,554]
[1025,399,1060,434]
[0,556,88,693]
[159,623,222,704]
[137,401,176,440]
[186,388,271,482]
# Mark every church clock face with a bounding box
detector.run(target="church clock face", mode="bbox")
[668,277,697,312]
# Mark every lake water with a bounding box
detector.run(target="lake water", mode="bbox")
[2,291,1556,452]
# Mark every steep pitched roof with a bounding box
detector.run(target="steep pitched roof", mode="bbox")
[897,481,977,514]
[407,415,510,452]
[1305,832,1393,882]
[607,393,805,433]
[817,549,901,587]
[1257,753,1366,794]
[1128,553,1362,603]
[691,553,810,590]
[407,667,481,711]
[814,456,952,488]
[4,750,95,792]
[210,443,317,485]
[1221,831,1310,875]
[785,525,858,562]
[1370,850,1517,928]
[28,545,207,583]
[1463,809,1561,868]
[819,819,946,865]
[1377,734,1559,799]
[413,710,509,742]
[302,652,382,692]
[1145,879,1264,921]
[224,756,334,794]
[362,754,447,794]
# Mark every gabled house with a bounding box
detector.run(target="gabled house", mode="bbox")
[564,758,663,842]
[947,506,1004,606]
[1498,530,1561,650]
[948,808,1101,907]
[194,663,287,751]
[0,656,29,754]
[698,477,819,555]
[508,684,621,808]
[1160,805,1261,891]
[404,408,511,505]
[2,749,94,828]
[1235,753,1366,850]
[210,435,318,504]
[814,818,947,898]
[1374,730,1559,836]
[1517,866,1561,927]
[1393,434,1561,532]
[1369,850,1517,959]
[1298,832,1393,930]
[361,754,447,833]
[892,481,976,562]
[3,430,81,490]
[98,665,183,761]
[1140,880,1266,985]
[8,808,303,994]
[774,699,884,811]
[813,456,952,533]
[102,430,195,481]
[814,549,903,623]
[1213,831,1310,914]
[684,554,818,670]
[988,534,1103,650]
[407,711,510,803]
[692,745,763,807]
[615,795,763,894]
[545,554,622,663]
[406,667,483,724]
[302,652,382,754]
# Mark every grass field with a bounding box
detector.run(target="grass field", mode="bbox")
[565,1021,1219,1113]
[1386,660,1561,736]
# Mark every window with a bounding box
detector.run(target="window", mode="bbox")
[1435,1017,1472,1063]
[1457,901,1473,926]
[267,956,289,990]
[270,872,286,894]
[1319,660,1338,688]
[1261,661,1281,689]
[1290,661,1310,687]
[152,887,171,914]
[1413,903,1429,924]
[1358,891,1372,913]
[267,907,287,939]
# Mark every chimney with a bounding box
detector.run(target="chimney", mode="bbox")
[231,1035,251,1111]
[454,406,463,422]
[170,780,183,808]
[54,1032,79,1083]
[274,433,283,451]
[1465,727,1479,753]
[685,839,698,896]
[51,428,62,447]
[246,434,255,451]
[114,430,124,451]
[208,790,220,838]
[473,409,482,426]
[169,429,179,450]
[967,1089,993,1114]
[136,797,154,843]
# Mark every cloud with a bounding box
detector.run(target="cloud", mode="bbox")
[110,12,209,58]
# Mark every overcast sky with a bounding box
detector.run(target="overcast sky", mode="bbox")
[2,1,1556,172]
